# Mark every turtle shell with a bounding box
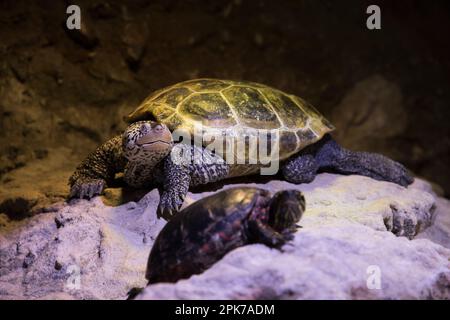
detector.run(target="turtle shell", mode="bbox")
[125,79,334,162]
[145,187,271,284]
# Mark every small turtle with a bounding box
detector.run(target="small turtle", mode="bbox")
[69,79,413,219]
[145,187,305,285]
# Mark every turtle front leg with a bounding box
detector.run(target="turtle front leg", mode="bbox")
[157,155,192,220]
[69,135,126,199]
[247,219,295,249]
[157,144,230,220]
[313,135,414,187]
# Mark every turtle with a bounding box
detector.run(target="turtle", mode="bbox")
[69,79,413,219]
[145,187,305,285]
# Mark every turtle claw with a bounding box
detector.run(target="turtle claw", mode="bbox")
[400,169,415,187]
[69,178,105,200]
[282,232,295,242]
[157,205,174,221]
[385,162,414,187]
[157,191,184,220]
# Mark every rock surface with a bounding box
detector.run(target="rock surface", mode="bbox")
[0,147,79,218]
[1,173,449,300]
[138,230,450,300]
[331,75,407,161]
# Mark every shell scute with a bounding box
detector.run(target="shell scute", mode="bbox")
[259,88,309,129]
[184,79,231,92]
[222,86,280,129]
[154,86,193,107]
[278,131,299,157]
[290,95,335,132]
[179,93,237,128]
[296,128,318,147]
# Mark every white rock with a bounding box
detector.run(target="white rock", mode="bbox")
[138,225,450,300]
[0,174,449,300]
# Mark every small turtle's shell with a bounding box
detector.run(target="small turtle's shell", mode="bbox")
[146,187,271,284]
[125,79,334,163]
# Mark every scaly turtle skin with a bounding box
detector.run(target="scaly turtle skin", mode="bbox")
[69,79,413,219]
[145,187,305,285]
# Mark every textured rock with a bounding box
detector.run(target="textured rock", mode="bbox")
[137,176,450,300]
[417,196,450,249]
[0,190,164,299]
[0,147,79,217]
[330,75,408,165]
[331,75,407,146]
[137,228,450,300]
[1,173,449,300]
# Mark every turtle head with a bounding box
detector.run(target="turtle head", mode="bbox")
[122,121,173,162]
[268,189,305,231]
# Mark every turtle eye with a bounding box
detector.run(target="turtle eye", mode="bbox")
[140,123,150,133]
[153,124,164,132]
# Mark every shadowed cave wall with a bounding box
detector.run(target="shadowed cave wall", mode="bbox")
[0,0,449,217]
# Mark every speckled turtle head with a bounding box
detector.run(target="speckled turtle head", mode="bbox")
[268,189,305,231]
[122,120,173,162]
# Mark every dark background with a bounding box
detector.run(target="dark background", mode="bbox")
[1,0,449,215]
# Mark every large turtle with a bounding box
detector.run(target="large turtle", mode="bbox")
[145,187,304,285]
[69,79,413,219]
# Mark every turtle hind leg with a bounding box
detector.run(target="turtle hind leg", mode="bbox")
[314,135,414,187]
[281,154,319,184]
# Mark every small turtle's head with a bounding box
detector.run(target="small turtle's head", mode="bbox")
[268,189,305,231]
[122,121,173,162]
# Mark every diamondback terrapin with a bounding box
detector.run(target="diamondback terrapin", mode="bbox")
[145,187,305,284]
[69,79,413,219]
